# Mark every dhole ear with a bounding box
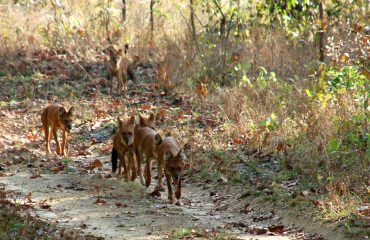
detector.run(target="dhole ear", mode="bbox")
[117,117,123,128]
[58,107,66,116]
[107,45,116,56]
[154,134,162,145]
[68,107,74,115]
[139,115,145,126]
[128,116,135,125]
[164,151,172,161]
[149,113,155,121]
[124,44,129,54]
[178,149,187,161]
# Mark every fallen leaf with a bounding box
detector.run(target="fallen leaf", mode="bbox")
[0,172,5,177]
[90,159,103,169]
[80,223,87,229]
[268,225,284,234]
[196,83,207,97]
[233,138,244,145]
[150,189,161,197]
[115,202,128,208]
[95,198,106,205]
[39,202,51,209]
[51,167,62,174]
[276,142,284,153]
[25,192,32,203]
[95,109,107,119]
[142,104,151,110]
[358,206,370,217]
[240,203,251,214]
[248,226,268,235]
[30,172,42,179]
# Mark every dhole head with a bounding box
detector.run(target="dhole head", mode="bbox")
[59,107,74,132]
[117,116,135,146]
[164,148,187,183]
[108,45,124,66]
[139,113,155,130]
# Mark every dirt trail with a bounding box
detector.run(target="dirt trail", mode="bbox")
[0,154,293,240]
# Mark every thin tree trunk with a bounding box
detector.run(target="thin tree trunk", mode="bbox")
[150,0,155,40]
[122,0,126,23]
[318,0,325,62]
[189,0,197,46]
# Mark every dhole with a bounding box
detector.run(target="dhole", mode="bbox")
[155,136,187,205]
[134,113,159,187]
[107,44,129,96]
[112,114,155,182]
[111,116,136,181]
[41,104,74,156]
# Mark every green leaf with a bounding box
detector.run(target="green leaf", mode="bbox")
[305,89,312,97]
[328,139,341,153]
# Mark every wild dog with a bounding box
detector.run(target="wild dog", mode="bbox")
[155,136,187,205]
[41,104,74,156]
[107,44,129,96]
[134,113,156,186]
[111,116,136,181]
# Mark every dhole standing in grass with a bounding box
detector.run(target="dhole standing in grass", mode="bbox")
[154,136,188,205]
[41,104,74,156]
[107,44,129,96]
[133,113,159,187]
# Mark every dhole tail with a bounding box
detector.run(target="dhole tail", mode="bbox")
[111,147,118,173]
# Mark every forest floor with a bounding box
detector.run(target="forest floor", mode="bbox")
[0,49,363,239]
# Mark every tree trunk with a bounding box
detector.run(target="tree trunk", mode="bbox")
[150,0,155,40]
[122,0,126,23]
[189,0,197,45]
[318,0,325,62]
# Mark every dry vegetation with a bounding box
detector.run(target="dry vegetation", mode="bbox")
[0,0,369,239]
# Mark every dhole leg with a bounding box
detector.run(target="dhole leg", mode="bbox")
[145,156,152,188]
[175,175,182,206]
[165,172,174,204]
[122,73,127,96]
[109,72,113,95]
[52,129,61,155]
[44,126,52,155]
[117,153,123,175]
[61,131,68,156]
[117,74,122,95]
[119,154,129,182]
[128,151,137,181]
[156,162,165,191]
[136,150,145,186]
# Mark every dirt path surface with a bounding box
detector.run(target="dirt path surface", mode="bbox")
[0,153,341,240]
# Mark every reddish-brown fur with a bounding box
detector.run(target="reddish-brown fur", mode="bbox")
[155,136,187,205]
[112,116,136,182]
[41,104,74,156]
[134,113,156,186]
[107,44,129,96]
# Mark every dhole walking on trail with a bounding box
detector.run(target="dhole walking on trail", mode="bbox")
[41,104,74,156]
[155,136,188,205]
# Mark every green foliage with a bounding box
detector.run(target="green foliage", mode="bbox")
[173,228,193,238]
[260,113,279,132]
